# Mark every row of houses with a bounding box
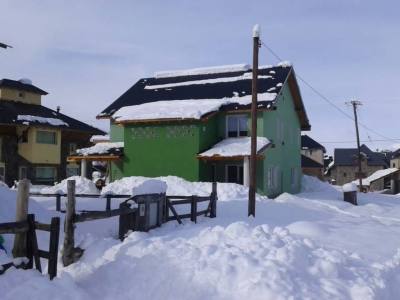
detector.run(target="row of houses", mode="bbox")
[2,62,397,195]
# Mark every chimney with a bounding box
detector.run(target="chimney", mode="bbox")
[56,106,60,113]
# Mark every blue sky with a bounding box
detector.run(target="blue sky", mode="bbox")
[2,0,399,154]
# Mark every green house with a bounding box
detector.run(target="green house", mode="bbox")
[97,63,311,197]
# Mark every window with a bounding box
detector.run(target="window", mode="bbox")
[69,143,77,155]
[343,172,347,178]
[66,164,80,177]
[19,130,28,143]
[19,92,25,98]
[291,168,297,187]
[226,115,248,137]
[0,137,2,161]
[226,165,244,184]
[19,166,27,180]
[35,167,56,183]
[36,130,57,144]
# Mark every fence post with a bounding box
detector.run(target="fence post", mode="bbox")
[56,194,61,212]
[63,180,76,266]
[190,196,197,223]
[210,182,217,218]
[106,195,111,211]
[48,217,60,280]
[12,179,30,258]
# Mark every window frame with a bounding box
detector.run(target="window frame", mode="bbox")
[36,130,57,145]
[226,114,248,138]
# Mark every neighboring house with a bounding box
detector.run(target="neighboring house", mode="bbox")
[328,144,390,188]
[391,149,400,169]
[96,63,311,197]
[300,135,325,179]
[0,78,104,186]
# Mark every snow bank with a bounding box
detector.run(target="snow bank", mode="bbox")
[154,64,251,78]
[112,93,276,122]
[41,176,99,195]
[102,176,264,202]
[132,180,167,196]
[90,135,110,143]
[17,115,68,127]
[198,137,270,157]
[301,175,337,193]
[76,142,124,156]
[343,183,357,192]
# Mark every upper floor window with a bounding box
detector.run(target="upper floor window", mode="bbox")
[226,115,248,137]
[36,130,57,145]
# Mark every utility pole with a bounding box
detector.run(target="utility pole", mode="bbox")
[249,24,261,217]
[348,100,363,192]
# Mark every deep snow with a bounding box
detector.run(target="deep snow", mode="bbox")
[1,176,400,300]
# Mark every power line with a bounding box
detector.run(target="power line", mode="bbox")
[321,139,400,144]
[259,40,395,141]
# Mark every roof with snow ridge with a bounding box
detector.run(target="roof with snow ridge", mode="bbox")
[98,63,311,130]
[334,144,389,167]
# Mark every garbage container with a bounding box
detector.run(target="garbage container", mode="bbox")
[342,183,357,205]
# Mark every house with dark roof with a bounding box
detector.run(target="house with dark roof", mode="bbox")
[300,135,325,179]
[327,144,390,188]
[0,78,104,186]
[97,63,311,196]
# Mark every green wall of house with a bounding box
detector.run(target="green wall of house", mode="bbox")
[109,82,303,196]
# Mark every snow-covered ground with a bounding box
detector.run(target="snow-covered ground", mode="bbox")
[1,176,400,299]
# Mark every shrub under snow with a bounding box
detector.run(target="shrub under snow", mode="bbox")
[41,176,99,195]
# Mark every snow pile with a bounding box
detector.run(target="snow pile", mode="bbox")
[102,176,260,202]
[198,137,270,157]
[113,93,276,122]
[76,142,124,156]
[301,175,337,193]
[41,176,99,195]
[353,168,399,187]
[154,64,251,78]
[145,73,272,90]
[90,135,110,143]
[17,115,68,127]
[343,183,357,192]
[0,180,8,188]
[132,179,167,196]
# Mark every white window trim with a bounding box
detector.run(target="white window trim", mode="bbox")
[225,114,248,138]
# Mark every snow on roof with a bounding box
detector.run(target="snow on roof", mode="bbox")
[113,93,277,122]
[90,135,110,143]
[154,64,251,79]
[17,115,69,127]
[198,137,270,158]
[353,168,399,186]
[144,73,273,90]
[277,61,292,68]
[76,142,124,156]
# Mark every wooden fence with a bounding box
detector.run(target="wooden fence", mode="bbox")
[165,182,217,224]
[0,214,60,280]
[29,192,131,212]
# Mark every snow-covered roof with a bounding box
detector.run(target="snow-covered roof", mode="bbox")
[353,168,399,186]
[198,137,270,158]
[17,115,69,127]
[113,93,276,123]
[90,135,110,143]
[75,142,124,157]
[154,64,251,78]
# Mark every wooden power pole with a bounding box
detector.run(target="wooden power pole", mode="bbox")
[349,100,363,192]
[249,24,261,217]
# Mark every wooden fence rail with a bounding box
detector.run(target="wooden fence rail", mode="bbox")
[29,192,131,212]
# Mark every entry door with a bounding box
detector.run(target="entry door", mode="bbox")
[226,165,244,184]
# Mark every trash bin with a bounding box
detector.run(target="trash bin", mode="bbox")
[131,180,167,232]
[342,183,357,205]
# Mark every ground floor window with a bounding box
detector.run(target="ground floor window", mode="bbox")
[267,166,280,190]
[19,166,27,180]
[35,166,56,183]
[66,164,80,177]
[226,165,243,184]
[0,162,5,182]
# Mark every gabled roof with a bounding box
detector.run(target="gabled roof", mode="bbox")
[0,78,48,95]
[301,135,326,152]
[0,100,105,134]
[334,144,389,167]
[301,154,324,168]
[98,64,311,130]
[391,149,400,159]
